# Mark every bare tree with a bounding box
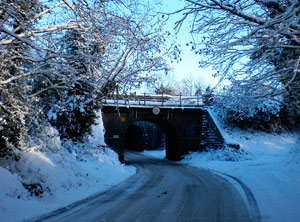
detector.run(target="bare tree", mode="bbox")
[150,72,178,95]
[97,3,179,95]
[177,74,204,96]
[150,72,205,96]
[175,0,300,111]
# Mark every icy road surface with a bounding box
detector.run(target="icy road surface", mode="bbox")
[31,151,260,222]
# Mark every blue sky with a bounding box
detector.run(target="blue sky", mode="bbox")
[158,0,219,87]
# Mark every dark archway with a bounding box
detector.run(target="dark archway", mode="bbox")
[131,119,182,161]
[136,121,164,151]
[124,121,165,152]
[124,125,144,151]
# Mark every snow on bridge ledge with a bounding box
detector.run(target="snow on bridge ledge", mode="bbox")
[101,93,204,109]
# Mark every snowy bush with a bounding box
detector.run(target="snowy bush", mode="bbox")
[0,109,117,200]
[48,98,98,142]
[204,147,251,162]
[0,109,106,200]
[214,92,300,132]
[0,137,124,198]
[213,88,287,132]
[185,147,251,162]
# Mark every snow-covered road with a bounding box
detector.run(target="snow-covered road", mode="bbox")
[31,151,260,222]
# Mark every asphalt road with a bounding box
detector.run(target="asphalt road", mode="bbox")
[32,151,261,222]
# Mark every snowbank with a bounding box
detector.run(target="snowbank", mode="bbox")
[144,131,300,222]
[196,108,300,221]
[182,132,300,222]
[0,111,135,222]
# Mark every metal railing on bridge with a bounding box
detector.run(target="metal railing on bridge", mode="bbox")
[101,92,204,108]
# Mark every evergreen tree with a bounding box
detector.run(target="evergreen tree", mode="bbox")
[45,30,100,141]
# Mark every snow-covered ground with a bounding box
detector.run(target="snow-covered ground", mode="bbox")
[0,111,135,222]
[145,131,300,222]
[1,108,299,222]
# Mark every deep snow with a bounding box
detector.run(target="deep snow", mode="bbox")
[145,131,300,222]
[0,111,135,222]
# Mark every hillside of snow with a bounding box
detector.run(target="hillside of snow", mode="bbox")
[0,111,135,222]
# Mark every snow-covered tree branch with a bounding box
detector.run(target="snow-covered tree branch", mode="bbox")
[0,0,177,156]
[176,0,300,112]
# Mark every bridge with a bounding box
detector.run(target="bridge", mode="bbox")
[101,94,236,162]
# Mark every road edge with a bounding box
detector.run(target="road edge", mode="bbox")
[209,169,262,222]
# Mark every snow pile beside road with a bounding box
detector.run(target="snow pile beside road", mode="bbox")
[0,112,135,222]
[182,132,300,222]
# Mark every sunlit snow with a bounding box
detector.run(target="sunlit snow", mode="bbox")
[0,111,135,222]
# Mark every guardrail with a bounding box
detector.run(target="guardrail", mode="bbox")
[101,93,204,107]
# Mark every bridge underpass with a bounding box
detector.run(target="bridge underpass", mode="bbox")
[101,96,234,161]
[123,118,181,160]
[124,121,165,152]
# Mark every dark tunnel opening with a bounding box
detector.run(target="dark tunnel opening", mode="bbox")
[124,124,144,151]
[124,120,182,161]
[124,121,165,152]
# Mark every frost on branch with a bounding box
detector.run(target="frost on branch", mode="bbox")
[213,83,287,132]
[176,0,300,118]
[0,0,178,156]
